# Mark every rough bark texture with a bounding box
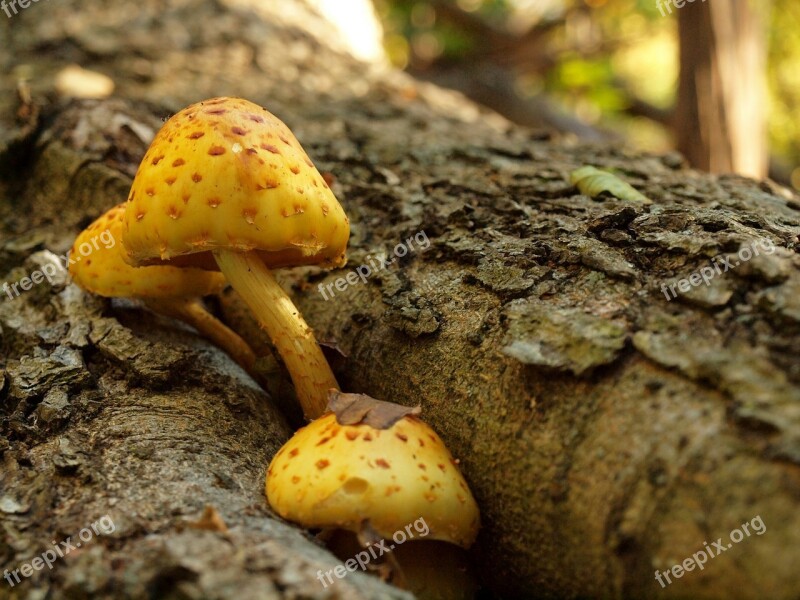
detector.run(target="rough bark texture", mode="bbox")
[2,1,800,599]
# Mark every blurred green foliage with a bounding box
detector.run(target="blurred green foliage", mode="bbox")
[376,0,799,182]
[768,2,800,182]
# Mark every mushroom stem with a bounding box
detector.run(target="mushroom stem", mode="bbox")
[144,297,257,376]
[213,249,339,419]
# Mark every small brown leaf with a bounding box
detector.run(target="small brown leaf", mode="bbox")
[327,390,421,430]
[185,505,228,533]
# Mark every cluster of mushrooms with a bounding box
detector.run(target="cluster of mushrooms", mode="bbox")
[70,97,480,596]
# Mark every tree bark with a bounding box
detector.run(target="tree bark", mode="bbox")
[676,0,769,178]
[2,1,799,599]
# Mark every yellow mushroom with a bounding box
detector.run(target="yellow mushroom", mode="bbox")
[122,97,349,419]
[266,411,480,549]
[69,204,257,374]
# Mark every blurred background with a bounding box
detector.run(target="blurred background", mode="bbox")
[369,0,796,187]
[6,0,794,187]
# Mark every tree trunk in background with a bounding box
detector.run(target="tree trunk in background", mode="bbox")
[676,0,768,178]
[1,1,799,599]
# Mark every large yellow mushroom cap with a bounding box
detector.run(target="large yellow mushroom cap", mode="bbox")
[69,204,226,299]
[122,97,350,270]
[266,412,480,549]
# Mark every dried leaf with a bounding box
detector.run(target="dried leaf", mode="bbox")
[570,166,652,204]
[185,505,228,533]
[327,390,421,430]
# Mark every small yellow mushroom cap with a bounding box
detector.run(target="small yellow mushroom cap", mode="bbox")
[122,97,350,270]
[69,204,226,299]
[266,413,480,549]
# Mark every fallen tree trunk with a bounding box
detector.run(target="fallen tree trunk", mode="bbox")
[2,1,800,598]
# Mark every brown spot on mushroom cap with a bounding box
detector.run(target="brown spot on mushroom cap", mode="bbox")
[207,197,222,208]
[231,126,247,136]
[208,146,226,156]
[315,459,330,470]
[152,156,165,165]
[375,459,390,469]
[188,131,205,139]
[172,158,186,167]
[242,208,257,224]
[192,173,203,183]
[261,143,280,154]
[189,232,210,247]
[256,178,279,191]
